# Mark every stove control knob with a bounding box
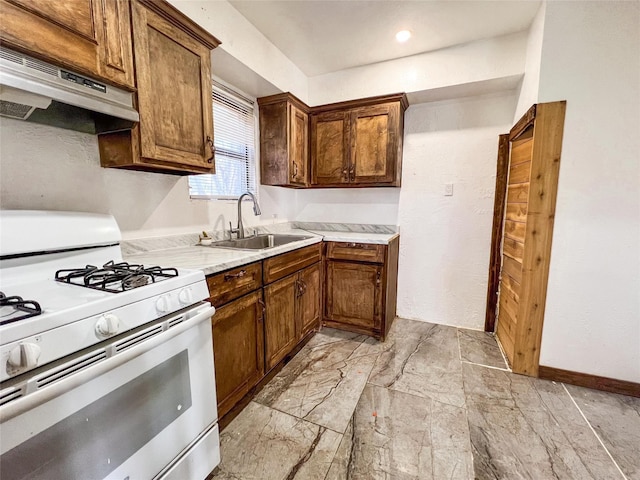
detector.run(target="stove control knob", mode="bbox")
[95,313,120,337]
[7,343,41,370]
[156,295,171,314]
[178,288,193,305]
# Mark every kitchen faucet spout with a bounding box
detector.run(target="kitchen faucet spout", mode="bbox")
[233,191,261,239]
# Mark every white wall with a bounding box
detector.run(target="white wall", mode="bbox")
[293,189,400,226]
[536,1,640,382]
[0,118,295,239]
[308,32,527,106]
[168,0,308,102]
[514,1,546,120]
[395,92,517,329]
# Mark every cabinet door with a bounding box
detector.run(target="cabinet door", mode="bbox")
[310,110,350,185]
[0,0,134,89]
[289,104,308,186]
[264,275,298,370]
[325,261,383,329]
[211,291,264,418]
[297,263,321,339]
[350,103,399,184]
[131,0,215,171]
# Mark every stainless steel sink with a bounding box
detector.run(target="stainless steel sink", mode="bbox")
[206,234,313,250]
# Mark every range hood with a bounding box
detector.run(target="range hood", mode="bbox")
[0,46,139,134]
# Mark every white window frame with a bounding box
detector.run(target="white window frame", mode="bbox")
[189,79,258,201]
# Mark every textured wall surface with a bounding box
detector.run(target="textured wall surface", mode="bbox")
[0,118,295,239]
[308,32,526,106]
[537,1,640,382]
[514,2,545,120]
[395,92,517,329]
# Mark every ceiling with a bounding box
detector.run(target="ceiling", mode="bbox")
[229,0,541,77]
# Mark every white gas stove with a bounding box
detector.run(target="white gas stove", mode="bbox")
[0,211,220,480]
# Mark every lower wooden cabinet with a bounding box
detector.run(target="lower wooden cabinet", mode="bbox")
[298,263,321,338]
[211,290,264,418]
[323,236,399,340]
[264,262,321,370]
[325,261,382,330]
[206,246,322,421]
[264,274,298,370]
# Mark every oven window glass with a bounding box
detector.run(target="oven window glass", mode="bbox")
[1,350,192,480]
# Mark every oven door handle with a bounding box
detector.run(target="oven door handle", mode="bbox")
[0,305,216,423]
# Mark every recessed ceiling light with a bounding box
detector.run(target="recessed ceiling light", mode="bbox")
[396,30,411,43]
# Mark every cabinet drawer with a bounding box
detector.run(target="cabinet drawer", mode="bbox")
[263,243,322,284]
[207,262,262,307]
[327,242,386,263]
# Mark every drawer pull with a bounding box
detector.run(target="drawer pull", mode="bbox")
[206,136,215,164]
[224,270,247,281]
[346,242,367,248]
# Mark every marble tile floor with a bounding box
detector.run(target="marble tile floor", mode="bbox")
[210,318,639,480]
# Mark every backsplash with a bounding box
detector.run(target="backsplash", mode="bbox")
[120,221,398,255]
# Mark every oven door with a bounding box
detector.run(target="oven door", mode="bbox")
[0,303,218,480]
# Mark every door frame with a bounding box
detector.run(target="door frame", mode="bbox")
[486,101,567,377]
[484,134,510,332]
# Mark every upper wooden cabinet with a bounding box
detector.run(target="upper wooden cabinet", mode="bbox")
[0,0,135,89]
[258,92,407,188]
[99,0,220,175]
[258,93,309,187]
[310,109,350,186]
[311,94,407,187]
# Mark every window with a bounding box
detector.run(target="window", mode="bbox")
[189,81,257,199]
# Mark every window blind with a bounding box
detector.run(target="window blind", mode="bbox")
[189,81,257,199]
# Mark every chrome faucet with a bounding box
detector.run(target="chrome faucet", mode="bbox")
[230,191,261,239]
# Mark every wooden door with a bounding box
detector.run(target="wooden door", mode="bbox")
[492,102,566,376]
[289,104,308,186]
[264,275,297,370]
[0,0,134,89]
[310,110,350,185]
[297,263,321,338]
[211,291,264,418]
[349,103,398,184]
[325,260,382,329]
[131,0,215,171]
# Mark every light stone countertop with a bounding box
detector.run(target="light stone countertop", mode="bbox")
[123,229,398,275]
[306,230,398,245]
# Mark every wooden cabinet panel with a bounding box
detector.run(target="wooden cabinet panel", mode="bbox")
[310,110,350,185]
[350,103,398,184]
[206,262,262,307]
[258,93,309,187]
[290,104,308,186]
[264,274,298,370]
[99,0,219,175]
[0,0,134,89]
[263,243,322,284]
[325,260,382,330]
[11,0,95,39]
[297,263,321,338]
[131,0,214,170]
[327,242,385,264]
[212,291,264,418]
[310,94,407,188]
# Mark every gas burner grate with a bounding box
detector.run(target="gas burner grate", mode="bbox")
[0,292,42,325]
[55,260,179,294]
